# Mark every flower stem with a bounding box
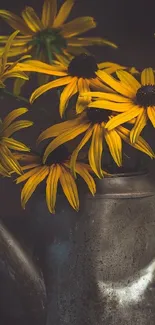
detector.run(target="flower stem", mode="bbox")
[2,88,29,103]
[45,40,53,64]
[45,40,61,98]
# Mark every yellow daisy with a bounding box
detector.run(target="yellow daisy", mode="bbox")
[0,0,117,61]
[36,108,154,178]
[0,30,29,87]
[86,67,155,143]
[15,145,96,213]
[0,107,33,176]
[17,53,126,117]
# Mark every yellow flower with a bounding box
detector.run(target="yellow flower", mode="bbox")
[0,108,33,176]
[36,109,154,178]
[17,53,126,117]
[0,30,29,87]
[0,0,117,61]
[86,68,155,143]
[15,145,96,213]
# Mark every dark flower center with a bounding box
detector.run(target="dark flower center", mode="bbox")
[87,108,111,123]
[42,145,69,166]
[68,53,98,78]
[136,85,155,107]
[30,28,67,54]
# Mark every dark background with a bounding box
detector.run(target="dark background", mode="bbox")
[1,0,155,67]
[0,0,155,323]
[0,0,155,220]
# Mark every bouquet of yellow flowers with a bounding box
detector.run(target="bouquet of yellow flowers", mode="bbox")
[0,0,154,214]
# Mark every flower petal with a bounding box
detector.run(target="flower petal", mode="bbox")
[21,163,40,171]
[89,77,115,92]
[59,165,79,211]
[0,35,32,46]
[0,36,10,43]
[116,70,141,93]
[2,45,32,58]
[0,162,11,177]
[76,78,91,114]
[0,145,22,175]
[43,122,91,163]
[67,37,117,49]
[105,105,140,130]
[37,114,85,144]
[21,166,49,208]
[53,0,74,28]
[104,129,122,166]
[88,100,133,112]
[13,152,40,163]
[87,91,131,103]
[141,68,154,85]
[70,126,93,177]
[1,30,19,72]
[30,76,72,103]
[0,10,32,35]
[98,61,125,71]
[64,45,89,56]
[130,108,147,143]
[59,77,78,117]
[96,70,134,98]
[2,107,28,131]
[1,137,30,152]
[2,70,29,82]
[117,125,154,158]
[19,65,66,75]
[16,166,41,183]
[147,106,155,127]
[22,6,44,33]
[42,0,57,27]
[8,54,32,69]
[88,124,104,178]
[3,120,33,137]
[53,53,69,67]
[17,59,66,73]
[46,164,61,213]
[75,162,96,195]
[61,17,96,38]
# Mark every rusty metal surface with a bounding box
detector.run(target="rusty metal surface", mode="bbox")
[32,173,155,325]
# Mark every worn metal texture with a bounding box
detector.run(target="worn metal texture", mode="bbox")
[0,220,47,325]
[34,173,155,325]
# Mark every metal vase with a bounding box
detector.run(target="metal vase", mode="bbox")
[0,220,46,325]
[32,172,155,325]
